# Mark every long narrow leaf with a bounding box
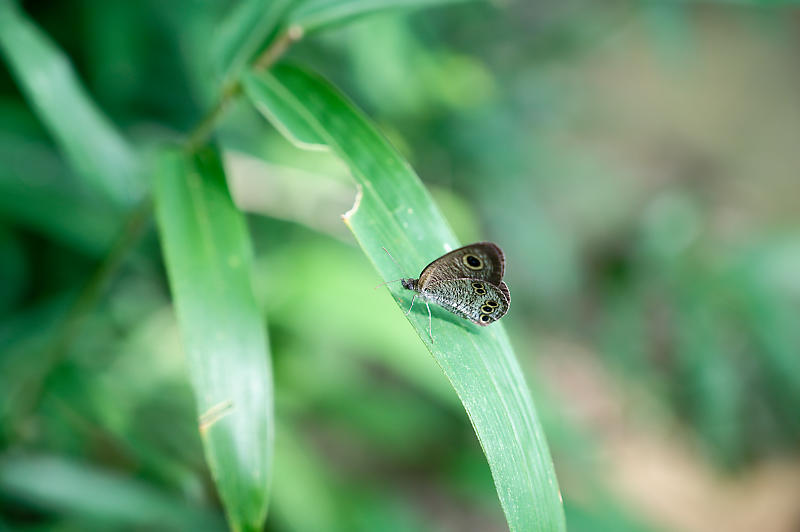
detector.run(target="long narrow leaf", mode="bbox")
[288,0,475,33]
[0,0,142,205]
[153,146,273,532]
[212,0,292,83]
[242,65,565,532]
[0,454,224,531]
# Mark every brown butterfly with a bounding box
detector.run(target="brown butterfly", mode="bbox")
[383,242,510,340]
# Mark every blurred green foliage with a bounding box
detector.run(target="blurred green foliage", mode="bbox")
[2,0,800,530]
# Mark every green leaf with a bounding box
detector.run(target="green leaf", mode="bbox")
[0,0,142,205]
[242,65,565,532]
[0,135,121,255]
[288,0,476,33]
[212,0,293,83]
[153,145,274,532]
[0,173,119,255]
[243,78,326,149]
[0,454,224,530]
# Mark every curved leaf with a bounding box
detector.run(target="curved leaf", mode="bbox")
[242,65,565,532]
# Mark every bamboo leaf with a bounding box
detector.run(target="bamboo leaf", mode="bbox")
[213,0,476,85]
[212,0,292,83]
[153,145,273,532]
[288,0,476,33]
[0,454,225,531]
[0,0,142,205]
[243,78,326,149]
[242,65,565,532]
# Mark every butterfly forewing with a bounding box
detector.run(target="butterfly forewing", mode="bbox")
[417,242,505,290]
[422,278,510,326]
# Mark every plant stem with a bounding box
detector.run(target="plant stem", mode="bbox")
[253,25,303,71]
[186,25,304,150]
[186,83,242,150]
[10,25,306,436]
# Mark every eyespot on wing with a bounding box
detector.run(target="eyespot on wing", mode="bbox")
[421,278,509,326]
[417,242,506,289]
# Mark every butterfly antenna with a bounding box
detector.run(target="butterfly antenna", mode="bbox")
[374,278,405,290]
[382,247,407,277]
[405,294,417,315]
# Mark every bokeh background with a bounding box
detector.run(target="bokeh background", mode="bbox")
[2,0,800,530]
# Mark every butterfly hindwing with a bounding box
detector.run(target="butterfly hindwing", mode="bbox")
[417,242,505,290]
[421,278,510,326]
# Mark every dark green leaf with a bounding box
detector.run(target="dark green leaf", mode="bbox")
[0,454,224,530]
[0,136,121,255]
[0,0,142,205]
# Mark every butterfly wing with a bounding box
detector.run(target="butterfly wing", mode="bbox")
[417,242,505,290]
[421,278,510,326]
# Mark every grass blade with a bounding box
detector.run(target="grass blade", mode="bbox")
[242,65,565,531]
[0,454,224,531]
[212,0,292,83]
[0,0,142,205]
[288,0,476,33]
[153,145,273,532]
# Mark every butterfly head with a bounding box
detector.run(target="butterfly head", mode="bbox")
[401,278,418,291]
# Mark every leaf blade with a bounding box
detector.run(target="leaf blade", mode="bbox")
[242,74,327,150]
[0,138,121,255]
[0,0,142,205]
[212,0,292,83]
[288,0,476,33]
[243,65,565,532]
[153,146,273,532]
[0,454,225,531]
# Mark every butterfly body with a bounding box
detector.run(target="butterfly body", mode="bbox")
[400,242,510,327]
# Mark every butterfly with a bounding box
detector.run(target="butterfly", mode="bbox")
[383,242,510,340]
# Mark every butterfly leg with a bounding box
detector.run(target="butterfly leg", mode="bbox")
[405,294,417,316]
[426,300,434,342]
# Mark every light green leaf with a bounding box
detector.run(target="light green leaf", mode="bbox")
[242,77,326,149]
[0,0,142,205]
[242,65,565,532]
[0,454,224,530]
[212,0,293,83]
[153,145,273,532]
[288,0,476,33]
